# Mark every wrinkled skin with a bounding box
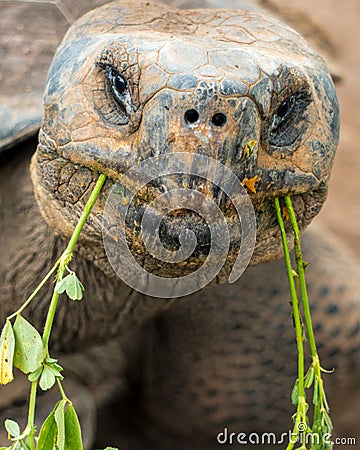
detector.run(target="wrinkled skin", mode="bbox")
[1,1,359,449]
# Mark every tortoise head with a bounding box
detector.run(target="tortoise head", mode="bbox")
[31,1,339,291]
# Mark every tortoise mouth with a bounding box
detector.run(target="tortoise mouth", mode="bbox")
[31,138,328,284]
[105,192,324,281]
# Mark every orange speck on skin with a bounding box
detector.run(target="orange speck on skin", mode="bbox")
[282,206,290,221]
[241,175,259,193]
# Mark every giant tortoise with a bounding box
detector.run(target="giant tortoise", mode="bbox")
[0,0,359,449]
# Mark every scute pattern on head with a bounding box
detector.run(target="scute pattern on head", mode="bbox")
[31,0,339,278]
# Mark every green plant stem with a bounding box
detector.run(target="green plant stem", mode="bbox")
[7,265,59,321]
[274,197,306,450]
[284,196,333,444]
[42,173,107,350]
[27,173,106,444]
[57,379,69,402]
[59,173,107,268]
[284,196,317,357]
[7,173,107,327]
[42,290,61,351]
[2,173,106,448]
[26,380,38,450]
[274,197,305,385]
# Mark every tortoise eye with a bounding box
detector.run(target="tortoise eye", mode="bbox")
[94,62,134,125]
[106,66,129,106]
[112,71,127,96]
[272,95,296,128]
[267,89,312,149]
[277,97,294,118]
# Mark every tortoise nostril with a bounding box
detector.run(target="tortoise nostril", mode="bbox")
[212,113,227,127]
[184,109,200,124]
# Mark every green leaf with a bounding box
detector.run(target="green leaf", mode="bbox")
[64,404,83,450]
[323,394,330,413]
[0,320,15,385]
[45,357,63,375]
[4,419,20,438]
[324,412,332,432]
[39,365,56,391]
[67,273,84,301]
[55,273,84,301]
[13,316,44,374]
[304,366,314,389]
[53,363,63,373]
[54,277,67,294]
[28,366,43,383]
[37,404,59,450]
[45,357,58,364]
[291,379,299,405]
[46,364,63,378]
[38,359,64,390]
[54,400,67,450]
[313,377,319,406]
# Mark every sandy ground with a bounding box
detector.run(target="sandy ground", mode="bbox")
[286,0,360,262]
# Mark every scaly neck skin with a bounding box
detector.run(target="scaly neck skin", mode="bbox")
[0,142,170,352]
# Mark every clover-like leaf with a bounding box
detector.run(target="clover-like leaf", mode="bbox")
[39,365,56,391]
[0,320,15,385]
[4,419,20,438]
[53,363,64,373]
[39,361,64,391]
[45,357,63,375]
[13,315,44,374]
[28,366,43,383]
[55,277,67,294]
[55,272,84,301]
[45,357,58,364]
